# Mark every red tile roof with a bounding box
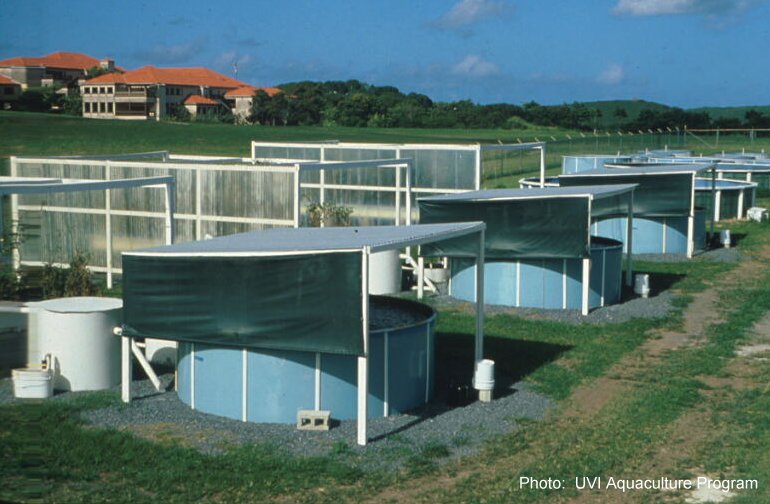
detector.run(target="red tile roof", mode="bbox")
[0,51,105,70]
[184,95,220,106]
[224,85,282,98]
[0,75,21,86]
[87,66,247,89]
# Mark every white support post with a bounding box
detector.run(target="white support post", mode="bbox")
[581,258,590,316]
[293,167,301,228]
[242,349,248,422]
[394,165,401,226]
[130,339,162,392]
[474,229,485,364]
[474,145,482,190]
[417,256,425,299]
[539,146,546,188]
[405,162,412,226]
[626,193,634,287]
[357,248,370,446]
[562,259,568,309]
[314,352,321,410]
[164,180,176,245]
[195,169,202,240]
[104,162,113,289]
[190,343,196,409]
[383,332,389,417]
[121,335,132,403]
[319,169,326,228]
[10,157,20,272]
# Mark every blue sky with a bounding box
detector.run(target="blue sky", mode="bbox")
[2,0,769,108]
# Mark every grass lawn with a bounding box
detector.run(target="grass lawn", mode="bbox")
[1,112,770,502]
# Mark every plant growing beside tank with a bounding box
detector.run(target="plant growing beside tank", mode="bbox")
[306,201,354,227]
[41,252,100,299]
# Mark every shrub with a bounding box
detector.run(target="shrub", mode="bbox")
[306,202,353,227]
[41,252,99,299]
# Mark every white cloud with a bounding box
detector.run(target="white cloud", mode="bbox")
[431,0,510,35]
[133,38,207,65]
[214,51,252,70]
[597,63,625,85]
[451,55,500,78]
[613,0,757,16]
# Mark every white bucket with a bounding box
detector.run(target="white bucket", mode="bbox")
[12,367,53,399]
[634,274,650,298]
[473,359,495,391]
[720,229,731,248]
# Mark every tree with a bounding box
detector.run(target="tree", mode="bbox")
[249,90,272,124]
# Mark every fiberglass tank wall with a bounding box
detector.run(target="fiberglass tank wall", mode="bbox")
[591,209,707,254]
[176,297,436,423]
[449,237,623,310]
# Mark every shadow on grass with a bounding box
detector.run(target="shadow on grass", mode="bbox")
[369,333,569,442]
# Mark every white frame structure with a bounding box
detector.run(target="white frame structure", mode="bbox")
[250,140,548,191]
[0,175,176,289]
[116,222,487,447]
[9,154,414,283]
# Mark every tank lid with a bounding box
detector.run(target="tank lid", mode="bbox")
[32,297,122,313]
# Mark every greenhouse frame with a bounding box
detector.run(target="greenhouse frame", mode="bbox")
[250,140,549,191]
[1,175,176,288]
[9,153,414,282]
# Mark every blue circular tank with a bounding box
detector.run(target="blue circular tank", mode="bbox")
[176,297,436,423]
[519,176,708,254]
[449,237,624,310]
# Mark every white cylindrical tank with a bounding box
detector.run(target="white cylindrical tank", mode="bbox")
[368,250,401,295]
[32,297,122,392]
[144,338,177,366]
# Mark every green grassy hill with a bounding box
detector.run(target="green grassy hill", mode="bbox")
[689,105,770,121]
[580,99,672,129]
[0,111,577,160]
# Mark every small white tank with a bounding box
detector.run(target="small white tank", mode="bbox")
[30,297,122,392]
[368,250,401,295]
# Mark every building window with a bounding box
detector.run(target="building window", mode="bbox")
[85,103,91,113]
[107,102,113,113]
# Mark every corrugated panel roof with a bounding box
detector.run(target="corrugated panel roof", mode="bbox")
[125,222,485,256]
[561,164,713,177]
[418,184,637,203]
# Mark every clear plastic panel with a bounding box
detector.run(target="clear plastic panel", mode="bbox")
[109,165,195,214]
[110,215,170,269]
[199,169,294,220]
[401,149,477,190]
[252,146,321,161]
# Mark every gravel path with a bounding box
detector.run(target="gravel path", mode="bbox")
[0,374,552,472]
